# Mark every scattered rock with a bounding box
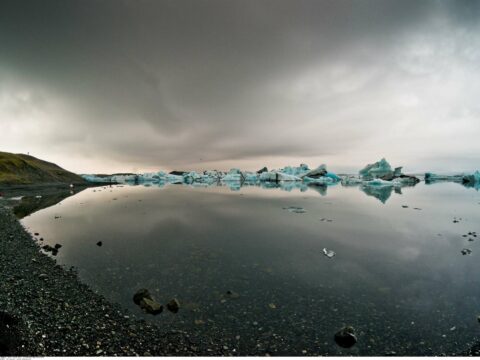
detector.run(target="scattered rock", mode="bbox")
[334,326,357,348]
[461,248,472,256]
[54,244,62,249]
[283,206,306,214]
[166,298,180,313]
[225,290,240,299]
[141,298,163,315]
[133,289,163,315]
[96,241,103,247]
[402,205,408,208]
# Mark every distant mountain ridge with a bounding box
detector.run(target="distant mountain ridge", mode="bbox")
[0,151,85,185]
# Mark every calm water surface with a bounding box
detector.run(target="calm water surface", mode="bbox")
[21,182,480,355]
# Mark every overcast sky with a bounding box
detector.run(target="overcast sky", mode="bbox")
[1,0,479,174]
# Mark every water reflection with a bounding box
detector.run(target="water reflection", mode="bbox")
[20,182,480,355]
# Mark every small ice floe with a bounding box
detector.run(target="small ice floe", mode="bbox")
[283,206,306,214]
[35,195,42,199]
[461,248,472,255]
[323,248,336,259]
[320,218,333,222]
[9,196,23,201]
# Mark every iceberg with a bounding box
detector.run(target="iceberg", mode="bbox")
[222,168,245,182]
[81,174,113,183]
[259,171,301,182]
[359,158,420,184]
[359,158,394,180]
[301,164,327,179]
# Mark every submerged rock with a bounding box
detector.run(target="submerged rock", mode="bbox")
[141,298,163,315]
[166,298,180,313]
[283,206,306,214]
[133,289,163,315]
[334,326,357,348]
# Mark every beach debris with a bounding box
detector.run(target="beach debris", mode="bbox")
[323,248,336,259]
[133,289,163,315]
[283,206,306,214]
[166,298,180,313]
[461,248,472,256]
[334,326,357,348]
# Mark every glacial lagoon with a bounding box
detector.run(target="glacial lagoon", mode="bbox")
[19,182,480,355]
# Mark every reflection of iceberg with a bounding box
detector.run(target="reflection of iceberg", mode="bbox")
[425,171,480,190]
[360,184,394,204]
[425,173,464,184]
[307,183,328,196]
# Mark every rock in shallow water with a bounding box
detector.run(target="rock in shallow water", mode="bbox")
[334,326,357,348]
[166,298,180,313]
[133,289,163,315]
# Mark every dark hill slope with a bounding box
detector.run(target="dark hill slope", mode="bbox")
[0,152,85,185]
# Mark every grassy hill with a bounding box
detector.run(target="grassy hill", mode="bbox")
[0,152,86,185]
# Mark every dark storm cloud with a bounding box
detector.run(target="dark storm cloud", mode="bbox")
[1,0,479,173]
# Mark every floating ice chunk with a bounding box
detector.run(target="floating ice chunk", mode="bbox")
[81,174,113,183]
[243,172,258,182]
[283,206,306,213]
[323,248,336,258]
[165,174,184,184]
[301,164,327,179]
[359,158,393,180]
[280,164,310,177]
[222,168,245,182]
[111,174,138,183]
[259,171,301,182]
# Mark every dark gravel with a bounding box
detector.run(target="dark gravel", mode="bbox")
[0,205,218,356]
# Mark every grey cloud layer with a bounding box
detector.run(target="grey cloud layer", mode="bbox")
[1,0,479,173]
